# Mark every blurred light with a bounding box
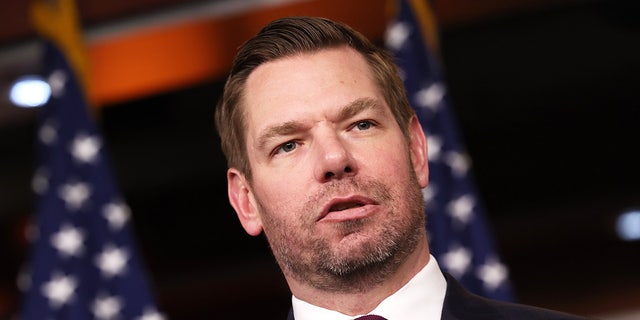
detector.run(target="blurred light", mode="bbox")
[9,76,51,108]
[616,210,640,241]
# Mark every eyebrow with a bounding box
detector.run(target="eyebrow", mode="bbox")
[256,121,305,151]
[255,97,384,151]
[337,97,383,121]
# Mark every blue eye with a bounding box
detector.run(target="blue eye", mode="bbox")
[355,120,372,130]
[279,141,297,153]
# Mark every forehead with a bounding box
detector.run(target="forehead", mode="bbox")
[242,46,382,133]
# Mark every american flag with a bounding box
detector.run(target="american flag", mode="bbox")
[385,0,514,301]
[20,0,163,319]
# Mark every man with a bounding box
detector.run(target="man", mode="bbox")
[215,16,589,320]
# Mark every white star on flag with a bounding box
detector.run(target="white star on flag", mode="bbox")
[415,82,446,112]
[50,224,84,257]
[137,308,167,320]
[95,245,129,278]
[442,246,472,278]
[422,185,437,205]
[38,119,57,146]
[427,135,443,161]
[58,181,92,211]
[476,258,509,291]
[41,273,77,308]
[444,151,470,177]
[447,195,475,225]
[70,133,101,164]
[92,294,123,320]
[32,167,49,195]
[103,201,130,230]
[48,69,67,98]
[385,21,410,51]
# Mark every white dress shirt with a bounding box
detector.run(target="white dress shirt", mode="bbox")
[291,255,447,320]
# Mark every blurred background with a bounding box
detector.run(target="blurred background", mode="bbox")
[1,0,639,319]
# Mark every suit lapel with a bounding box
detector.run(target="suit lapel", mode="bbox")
[440,272,502,320]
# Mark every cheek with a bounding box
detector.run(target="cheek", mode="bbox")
[252,152,318,201]
[253,176,306,220]
[363,142,412,177]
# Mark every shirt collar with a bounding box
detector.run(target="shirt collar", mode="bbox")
[291,255,447,320]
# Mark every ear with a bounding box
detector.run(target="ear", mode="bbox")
[408,116,429,188]
[227,168,263,236]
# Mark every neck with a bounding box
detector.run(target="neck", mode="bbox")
[287,236,430,316]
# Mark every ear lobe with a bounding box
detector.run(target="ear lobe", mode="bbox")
[408,116,429,188]
[227,168,263,236]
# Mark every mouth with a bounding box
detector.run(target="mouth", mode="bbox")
[329,201,365,212]
[318,195,377,222]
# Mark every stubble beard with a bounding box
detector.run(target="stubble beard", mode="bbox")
[258,168,426,293]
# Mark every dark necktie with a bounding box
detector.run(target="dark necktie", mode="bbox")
[354,315,387,320]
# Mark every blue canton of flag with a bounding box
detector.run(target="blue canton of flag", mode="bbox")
[20,1,164,319]
[385,0,514,301]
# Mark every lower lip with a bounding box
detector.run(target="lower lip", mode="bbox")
[320,204,377,222]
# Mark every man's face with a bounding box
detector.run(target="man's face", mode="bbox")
[228,47,429,292]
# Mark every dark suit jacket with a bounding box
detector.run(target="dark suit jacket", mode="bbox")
[287,273,591,319]
[440,273,590,319]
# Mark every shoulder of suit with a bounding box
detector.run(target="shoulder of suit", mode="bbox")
[441,273,591,320]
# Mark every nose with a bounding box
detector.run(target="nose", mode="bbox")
[313,132,357,182]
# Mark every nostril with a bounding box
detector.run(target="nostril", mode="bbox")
[323,166,352,181]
